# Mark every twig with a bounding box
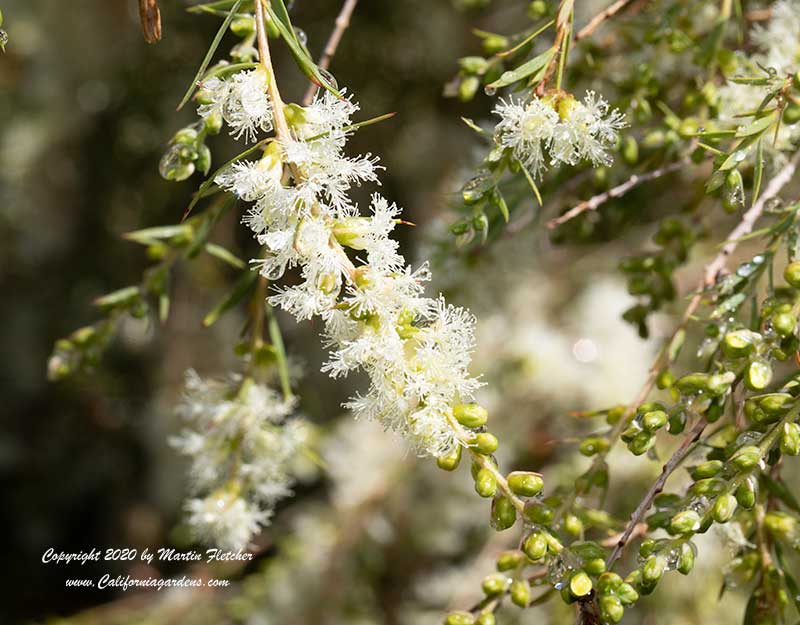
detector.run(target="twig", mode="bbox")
[558,150,800,531]
[575,0,638,42]
[547,159,688,229]
[606,417,707,567]
[302,0,359,105]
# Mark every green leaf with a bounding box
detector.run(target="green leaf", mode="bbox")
[177,0,245,111]
[752,137,764,204]
[486,48,555,89]
[461,116,488,136]
[718,135,759,171]
[202,270,259,327]
[496,19,555,58]
[123,225,193,246]
[264,0,340,98]
[493,188,510,222]
[519,160,543,206]
[94,286,141,312]
[205,242,247,269]
[734,110,778,138]
[710,292,746,319]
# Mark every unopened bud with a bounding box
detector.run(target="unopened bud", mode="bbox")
[496,550,523,571]
[475,468,497,498]
[481,573,509,596]
[712,493,738,523]
[522,531,548,561]
[437,445,462,471]
[569,571,593,597]
[453,403,488,428]
[507,471,544,497]
[669,510,700,535]
[510,579,530,607]
[491,496,517,530]
[730,445,761,472]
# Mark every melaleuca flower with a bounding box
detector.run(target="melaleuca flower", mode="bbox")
[171,370,306,550]
[198,68,274,142]
[493,90,626,177]
[211,84,486,457]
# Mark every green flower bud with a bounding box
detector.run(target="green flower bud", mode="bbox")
[721,329,760,358]
[656,368,675,389]
[606,404,626,425]
[475,468,497,498]
[569,571,593,597]
[735,477,757,509]
[472,432,498,455]
[730,445,761,472]
[689,478,726,497]
[458,76,480,102]
[597,572,623,593]
[523,531,548,561]
[585,557,607,576]
[230,15,256,36]
[203,109,223,134]
[668,407,687,434]
[689,459,723,480]
[780,422,800,456]
[712,493,738,523]
[524,502,554,525]
[445,611,474,625]
[670,510,701,535]
[642,410,668,432]
[507,471,544,497]
[639,538,657,558]
[599,595,625,624]
[482,573,509,596]
[764,511,798,540]
[760,393,793,416]
[475,613,495,625]
[628,431,655,456]
[496,550,523,571]
[675,373,710,394]
[528,0,547,18]
[492,495,517,530]
[708,371,736,395]
[617,582,639,605]
[510,579,531,607]
[482,34,508,54]
[745,359,772,391]
[784,102,800,125]
[642,555,666,584]
[772,311,797,337]
[564,513,583,537]
[453,403,488,428]
[579,437,609,456]
[459,56,489,74]
[173,127,199,145]
[622,136,639,165]
[786,261,800,288]
[196,144,211,176]
[437,445,462,471]
[677,542,696,574]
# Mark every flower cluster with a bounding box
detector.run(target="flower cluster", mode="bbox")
[171,370,305,550]
[212,80,482,457]
[493,90,626,178]
[198,67,274,143]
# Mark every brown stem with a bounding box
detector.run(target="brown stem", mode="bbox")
[547,158,689,229]
[302,0,360,105]
[559,150,800,526]
[606,417,707,567]
[575,0,638,41]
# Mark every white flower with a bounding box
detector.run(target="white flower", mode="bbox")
[171,370,303,548]
[751,0,800,73]
[493,91,625,177]
[199,68,274,142]
[185,493,267,552]
[494,96,559,177]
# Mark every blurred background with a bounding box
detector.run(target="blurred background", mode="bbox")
[0,1,750,624]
